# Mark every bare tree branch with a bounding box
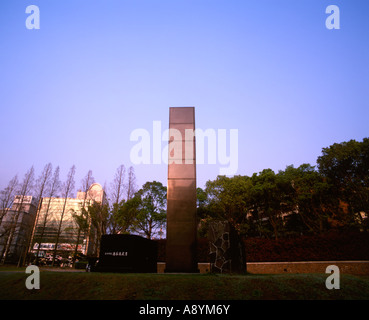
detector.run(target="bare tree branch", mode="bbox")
[52,165,76,266]
[1,166,34,264]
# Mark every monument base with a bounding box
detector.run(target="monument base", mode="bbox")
[165,243,199,273]
[164,268,200,273]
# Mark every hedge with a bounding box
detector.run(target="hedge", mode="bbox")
[156,231,369,262]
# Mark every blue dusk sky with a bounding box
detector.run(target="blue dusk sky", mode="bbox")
[0,0,368,195]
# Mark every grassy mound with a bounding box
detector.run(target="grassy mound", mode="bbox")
[1,268,369,300]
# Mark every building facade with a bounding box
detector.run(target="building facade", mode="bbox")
[0,183,105,265]
[30,183,105,258]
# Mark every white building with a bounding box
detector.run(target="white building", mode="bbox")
[31,183,105,257]
[0,183,105,265]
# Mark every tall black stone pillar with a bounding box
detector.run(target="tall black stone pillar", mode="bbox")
[165,107,198,273]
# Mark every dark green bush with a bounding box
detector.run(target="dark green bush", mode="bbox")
[155,231,369,262]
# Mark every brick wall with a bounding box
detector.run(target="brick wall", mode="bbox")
[246,261,369,275]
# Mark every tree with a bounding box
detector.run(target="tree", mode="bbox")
[1,166,34,264]
[205,175,251,232]
[248,169,295,240]
[281,164,336,234]
[317,138,369,230]
[111,165,125,204]
[20,163,53,266]
[202,166,337,238]
[0,175,18,232]
[52,165,75,266]
[0,175,19,261]
[131,181,167,239]
[196,187,209,219]
[34,166,61,263]
[72,170,95,262]
[113,198,139,235]
[85,201,110,255]
[109,165,126,234]
[126,166,137,201]
[109,165,138,235]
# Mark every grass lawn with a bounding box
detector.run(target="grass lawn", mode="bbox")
[0,267,369,300]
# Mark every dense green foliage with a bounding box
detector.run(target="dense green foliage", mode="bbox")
[89,181,167,240]
[198,138,369,238]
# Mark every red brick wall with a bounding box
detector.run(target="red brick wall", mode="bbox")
[246,261,369,275]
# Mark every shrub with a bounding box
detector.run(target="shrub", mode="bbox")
[156,231,369,262]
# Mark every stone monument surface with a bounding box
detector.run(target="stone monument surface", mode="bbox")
[91,234,157,273]
[208,221,246,274]
[165,107,198,273]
